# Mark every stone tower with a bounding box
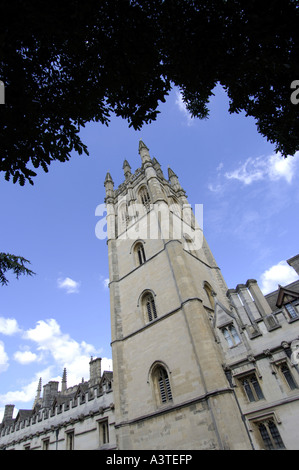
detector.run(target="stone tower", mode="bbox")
[104,141,252,450]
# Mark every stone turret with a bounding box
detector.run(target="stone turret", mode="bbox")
[42,381,59,408]
[3,405,14,422]
[89,357,102,387]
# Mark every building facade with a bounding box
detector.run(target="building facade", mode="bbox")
[0,358,116,450]
[1,141,299,450]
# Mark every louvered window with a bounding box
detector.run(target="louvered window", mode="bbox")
[136,243,146,266]
[139,186,151,209]
[145,294,157,322]
[157,367,172,404]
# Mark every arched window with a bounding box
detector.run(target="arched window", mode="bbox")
[141,292,157,322]
[134,242,146,266]
[118,203,128,232]
[183,233,195,253]
[203,281,216,310]
[139,186,151,209]
[169,197,181,216]
[152,365,173,405]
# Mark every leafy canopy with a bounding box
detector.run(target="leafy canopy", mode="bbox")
[0,253,35,286]
[1,0,298,185]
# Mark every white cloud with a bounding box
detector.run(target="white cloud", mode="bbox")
[0,407,6,422]
[99,275,109,289]
[0,318,110,412]
[0,355,113,419]
[23,319,101,384]
[57,277,80,294]
[225,157,265,185]
[0,341,9,373]
[13,350,39,365]
[101,357,113,372]
[0,372,48,407]
[260,260,299,294]
[224,152,299,186]
[175,91,194,126]
[207,183,224,193]
[24,319,85,363]
[268,153,297,183]
[24,318,60,344]
[0,317,21,335]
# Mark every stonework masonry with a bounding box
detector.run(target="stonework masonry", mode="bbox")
[1,141,299,450]
[0,359,115,450]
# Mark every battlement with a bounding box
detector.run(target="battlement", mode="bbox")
[0,359,116,450]
[0,380,115,450]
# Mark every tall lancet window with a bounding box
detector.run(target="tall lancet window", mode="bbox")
[151,364,173,405]
[142,292,157,322]
[157,367,172,403]
[139,186,151,210]
[203,281,216,310]
[135,242,146,266]
[169,197,181,216]
[118,203,128,232]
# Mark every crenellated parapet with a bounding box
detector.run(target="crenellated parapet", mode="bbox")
[0,380,115,450]
[0,358,116,450]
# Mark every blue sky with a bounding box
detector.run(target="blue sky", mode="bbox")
[0,85,298,420]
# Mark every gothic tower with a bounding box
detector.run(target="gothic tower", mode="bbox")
[104,141,252,450]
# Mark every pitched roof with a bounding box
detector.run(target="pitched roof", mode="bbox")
[15,409,33,422]
[265,280,299,311]
[276,284,299,308]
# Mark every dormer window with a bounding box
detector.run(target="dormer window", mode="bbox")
[285,303,298,320]
[222,324,241,348]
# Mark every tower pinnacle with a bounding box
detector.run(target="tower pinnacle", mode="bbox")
[168,166,182,191]
[61,368,67,393]
[138,139,151,164]
[104,172,114,185]
[32,377,42,409]
[123,159,132,179]
[104,171,114,201]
